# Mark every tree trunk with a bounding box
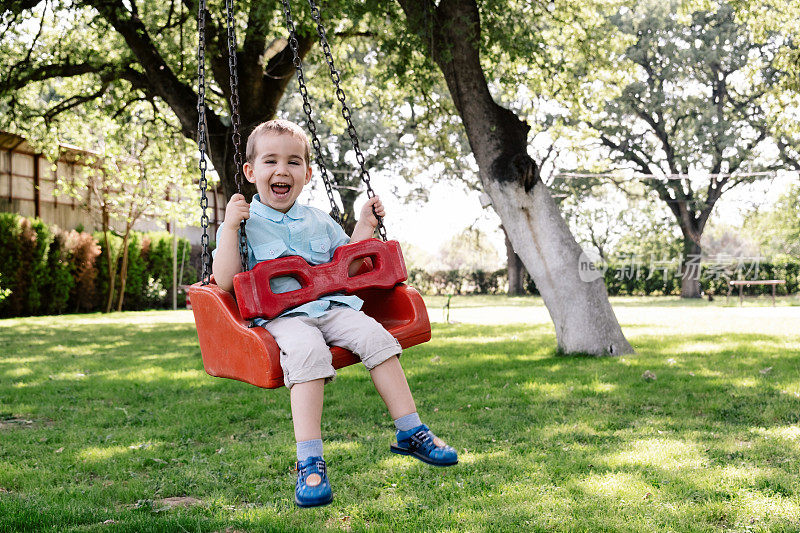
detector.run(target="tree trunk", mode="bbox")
[200,38,315,202]
[116,226,131,312]
[504,228,525,295]
[487,179,633,355]
[397,0,633,355]
[337,186,358,236]
[102,210,116,314]
[680,237,702,298]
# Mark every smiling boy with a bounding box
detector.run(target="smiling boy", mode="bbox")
[212,119,457,508]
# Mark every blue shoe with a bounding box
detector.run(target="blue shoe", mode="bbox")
[294,456,333,508]
[390,424,458,466]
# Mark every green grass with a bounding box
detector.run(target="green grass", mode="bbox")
[1,300,800,532]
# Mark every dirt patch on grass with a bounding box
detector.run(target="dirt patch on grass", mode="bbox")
[0,417,36,429]
[122,496,204,512]
[158,496,203,509]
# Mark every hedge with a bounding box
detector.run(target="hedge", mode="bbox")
[1,212,797,318]
[409,259,799,297]
[0,213,197,318]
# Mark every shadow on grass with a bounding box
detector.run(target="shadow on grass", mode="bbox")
[1,317,799,531]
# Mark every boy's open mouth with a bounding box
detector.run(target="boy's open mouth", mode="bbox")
[270,182,291,197]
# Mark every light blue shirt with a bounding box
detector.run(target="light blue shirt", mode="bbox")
[214,195,363,323]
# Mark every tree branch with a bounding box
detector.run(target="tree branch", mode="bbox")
[89,0,200,138]
[44,85,109,121]
[1,61,108,94]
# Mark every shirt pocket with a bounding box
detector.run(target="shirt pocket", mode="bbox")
[309,236,332,264]
[252,240,287,263]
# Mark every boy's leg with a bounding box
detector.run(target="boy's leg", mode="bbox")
[319,307,457,466]
[290,379,324,442]
[368,355,416,420]
[263,316,334,507]
[316,307,410,415]
[290,378,333,507]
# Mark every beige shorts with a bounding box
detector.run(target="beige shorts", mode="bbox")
[263,306,402,388]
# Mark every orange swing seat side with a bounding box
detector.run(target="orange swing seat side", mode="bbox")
[188,277,431,389]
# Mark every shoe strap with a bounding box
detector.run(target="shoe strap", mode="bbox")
[409,429,436,452]
[297,459,327,479]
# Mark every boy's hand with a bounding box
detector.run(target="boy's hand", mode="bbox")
[223,193,250,231]
[359,195,385,229]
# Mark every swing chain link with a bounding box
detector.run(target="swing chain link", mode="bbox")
[280,0,342,225]
[197,0,210,285]
[225,0,250,273]
[306,0,386,241]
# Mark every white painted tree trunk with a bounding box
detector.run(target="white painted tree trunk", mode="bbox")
[484,179,634,356]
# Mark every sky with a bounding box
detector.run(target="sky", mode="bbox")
[295,166,798,267]
[301,172,506,259]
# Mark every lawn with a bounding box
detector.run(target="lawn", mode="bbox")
[1,296,799,532]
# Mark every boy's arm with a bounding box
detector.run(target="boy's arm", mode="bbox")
[212,193,250,293]
[348,196,384,276]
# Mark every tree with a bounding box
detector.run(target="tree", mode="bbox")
[744,184,800,258]
[3,0,634,355]
[582,0,798,297]
[0,0,327,198]
[390,0,634,354]
[57,104,196,312]
[731,0,800,93]
[437,227,501,271]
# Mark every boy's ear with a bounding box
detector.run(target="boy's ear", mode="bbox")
[243,161,255,183]
[304,165,312,185]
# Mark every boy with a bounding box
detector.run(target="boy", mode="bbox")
[213,119,457,508]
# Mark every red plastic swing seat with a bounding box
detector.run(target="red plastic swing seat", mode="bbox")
[187,242,431,389]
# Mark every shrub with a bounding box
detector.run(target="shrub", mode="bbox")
[41,228,73,315]
[121,232,148,310]
[0,214,73,317]
[143,232,196,308]
[64,230,101,312]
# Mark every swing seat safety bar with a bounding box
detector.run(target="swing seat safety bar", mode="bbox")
[187,279,430,388]
[233,238,408,320]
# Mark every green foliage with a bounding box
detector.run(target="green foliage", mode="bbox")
[0,213,199,318]
[408,267,508,295]
[63,230,101,313]
[0,213,73,318]
[732,0,800,92]
[0,272,9,303]
[92,230,122,311]
[599,258,798,296]
[40,229,73,315]
[409,256,800,297]
[121,233,148,311]
[744,184,800,257]
[92,230,199,313]
[141,232,196,308]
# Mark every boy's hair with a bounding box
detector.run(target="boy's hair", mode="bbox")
[246,119,311,165]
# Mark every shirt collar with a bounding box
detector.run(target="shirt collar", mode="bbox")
[251,195,305,221]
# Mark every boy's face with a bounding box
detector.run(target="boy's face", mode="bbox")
[243,132,312,213]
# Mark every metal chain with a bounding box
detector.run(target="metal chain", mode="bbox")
[306,0,386,240]
[197,0,210,284]
[279,0,342,225]
[225,0,249,272]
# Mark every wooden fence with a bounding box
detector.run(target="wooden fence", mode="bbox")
[0,131,225,242]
